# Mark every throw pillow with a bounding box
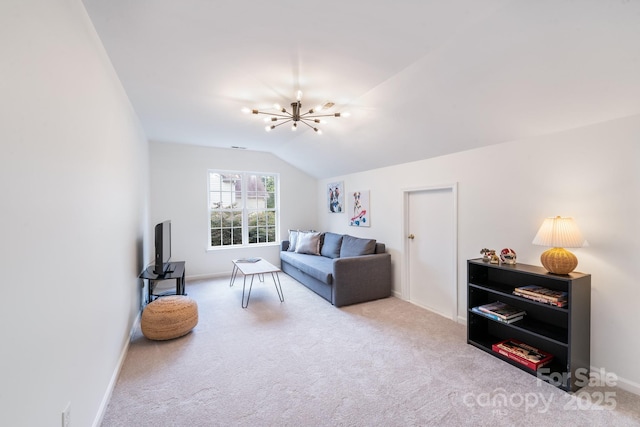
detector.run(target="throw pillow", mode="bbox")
[340,234,376,257]
[287,229,299,252]
[295,232,322,255]
[320,232,343,259]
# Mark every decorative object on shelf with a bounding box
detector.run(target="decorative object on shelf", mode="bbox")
[327,181,344,213]
[500,248,517,265]
[349,190,370,227]
[480,248,493,263]
[490,251,500,264]
[532,216,587,274]
[242,90,348,134]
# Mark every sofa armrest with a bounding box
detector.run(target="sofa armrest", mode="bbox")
[331,253,391,307]
[281,240,290,251]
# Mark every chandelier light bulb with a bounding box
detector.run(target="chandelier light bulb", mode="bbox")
[296,90,302,101]
[265,125,274,132]
[241,107,251,114]
[292,123,297,131]
[273,103,281,111]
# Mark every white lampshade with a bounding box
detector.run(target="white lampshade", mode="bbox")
[532,216,586,248]
[533,216,587,274]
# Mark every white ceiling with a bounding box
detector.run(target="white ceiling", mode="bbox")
[82,0,640,178]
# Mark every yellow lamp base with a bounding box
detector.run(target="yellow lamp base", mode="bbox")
[540,247,578,275]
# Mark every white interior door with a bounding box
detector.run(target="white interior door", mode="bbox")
[405,185,457,320]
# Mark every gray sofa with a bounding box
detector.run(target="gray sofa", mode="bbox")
[280,231,391,307]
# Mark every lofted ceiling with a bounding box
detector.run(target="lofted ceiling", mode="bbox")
[82,0,640,178]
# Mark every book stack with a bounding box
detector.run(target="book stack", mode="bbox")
[472,301,526,324]
[513,285,568,307]
[491,339,554,370]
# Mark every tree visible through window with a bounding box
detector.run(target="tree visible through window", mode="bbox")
[209,171,278,247]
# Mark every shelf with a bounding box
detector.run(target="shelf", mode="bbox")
[468,308,568,346]
[467,259,590,392]
[468,282,569,313]
[468,335,568,385]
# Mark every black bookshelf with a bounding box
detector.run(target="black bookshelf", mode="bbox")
[467,259,591,392]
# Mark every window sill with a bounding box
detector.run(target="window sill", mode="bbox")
[206,242,280,252]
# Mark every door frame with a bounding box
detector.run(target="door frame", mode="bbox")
[401,183,459,321]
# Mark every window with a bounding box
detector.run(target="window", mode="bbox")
[208,171,278,247]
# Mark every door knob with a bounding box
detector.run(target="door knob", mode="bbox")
[408,234,415,239]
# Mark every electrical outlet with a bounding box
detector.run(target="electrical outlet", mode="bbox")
[62,402,71,427]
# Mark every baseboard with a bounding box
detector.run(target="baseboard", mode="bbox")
[186,272,230,281]
[589,365,640,396]
[391,291,466,325]
[92,311,141,427]
[617,376,640,396]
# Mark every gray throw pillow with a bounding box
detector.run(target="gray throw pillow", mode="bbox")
[295,232,322,255]
[340,234,376,257]
[320,232,343,259]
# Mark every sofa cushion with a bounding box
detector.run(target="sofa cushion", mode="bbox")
[280,251,333,284]
[340,235,377,257]
[321,232,343,259]
[296,231,322,255]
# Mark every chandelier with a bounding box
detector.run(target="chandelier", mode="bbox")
[243,91,347,134]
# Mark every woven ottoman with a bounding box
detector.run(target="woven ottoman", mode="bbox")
[141,295,198,340]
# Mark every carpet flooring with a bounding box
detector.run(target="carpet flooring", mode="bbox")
[101,274,640,426]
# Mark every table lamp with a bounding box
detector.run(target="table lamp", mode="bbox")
[532,216,587,274]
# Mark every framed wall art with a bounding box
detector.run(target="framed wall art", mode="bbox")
[327,181,344,213]
[349,190,370,227]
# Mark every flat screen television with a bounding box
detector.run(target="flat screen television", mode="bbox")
[154,220,171,275]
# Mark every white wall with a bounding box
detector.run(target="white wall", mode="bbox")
[149,142,317,277]
[317,115,640,393]
[0,1,149,425]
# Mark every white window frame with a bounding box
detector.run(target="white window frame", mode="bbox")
[207,170,279,249]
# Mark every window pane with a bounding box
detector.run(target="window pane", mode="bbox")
[210,211,222,227]
[226,211,233,227]
[233,227,242,245]
[222,229,232,246]
[211,229,221,246]
[248,226,257,243]
[266,211,275,225]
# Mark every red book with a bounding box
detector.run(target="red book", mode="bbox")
[491,339,553,370]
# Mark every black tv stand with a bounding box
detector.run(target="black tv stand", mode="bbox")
[139,261,186,304]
